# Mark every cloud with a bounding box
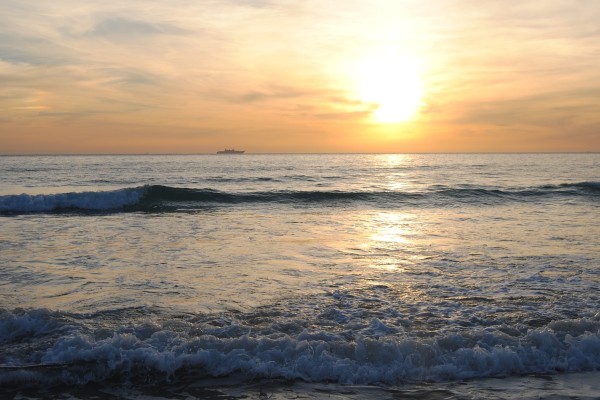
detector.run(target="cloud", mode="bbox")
[462,87,600,128]
[88,16,190,39]
[0,34,74,66]
[224,0,274,8]
[1,0,600,152]
[311,110,372,121]
[229,86,313,103]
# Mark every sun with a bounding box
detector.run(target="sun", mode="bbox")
[354,50,424,123]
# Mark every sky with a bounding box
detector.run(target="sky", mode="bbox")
[1,0,599,153]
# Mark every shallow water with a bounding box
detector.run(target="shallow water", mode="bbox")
[1,154,599,398]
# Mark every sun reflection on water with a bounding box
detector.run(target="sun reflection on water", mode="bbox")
[374,154,414,192]
[370,212,412,244]
[359,211,420,272]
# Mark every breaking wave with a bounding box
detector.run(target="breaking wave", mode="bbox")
[1,308,599,387]
[1,182,598,214]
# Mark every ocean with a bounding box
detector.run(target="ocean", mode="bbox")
[1,153,599,399]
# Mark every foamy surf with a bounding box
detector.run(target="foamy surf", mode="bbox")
[1,307,600,388]
[0,187,146,213]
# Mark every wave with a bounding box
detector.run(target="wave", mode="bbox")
[1,308,599,387]
[1,182,598,214]
[0,187,145,213]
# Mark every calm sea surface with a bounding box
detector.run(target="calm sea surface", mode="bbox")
[1,154,599,399]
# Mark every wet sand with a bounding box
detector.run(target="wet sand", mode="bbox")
[4,371,600,399]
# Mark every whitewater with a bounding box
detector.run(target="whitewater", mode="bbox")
[1,153,599,399]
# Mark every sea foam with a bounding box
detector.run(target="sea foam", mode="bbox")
[0,187,146,213]
[1,309,599,387]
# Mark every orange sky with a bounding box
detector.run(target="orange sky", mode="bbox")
[1,0,599,153]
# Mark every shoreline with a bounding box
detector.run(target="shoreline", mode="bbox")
[5,370,600,400]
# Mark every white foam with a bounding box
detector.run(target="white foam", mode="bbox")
[2,317,598,386]
[0,309,68,343]
[0,187,145,212]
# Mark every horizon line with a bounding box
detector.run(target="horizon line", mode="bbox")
[1,151,599,156]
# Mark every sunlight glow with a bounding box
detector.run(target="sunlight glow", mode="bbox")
[358,211,416,272]
[370,212,412,244]
[354,50,424,123]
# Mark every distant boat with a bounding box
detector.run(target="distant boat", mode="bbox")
[217,149,245,154]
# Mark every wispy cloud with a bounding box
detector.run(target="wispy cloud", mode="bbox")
[88,16,190,39]
[226,86,316,104]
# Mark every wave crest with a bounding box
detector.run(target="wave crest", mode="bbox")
[0,187,146,213]
[1,181,598,214]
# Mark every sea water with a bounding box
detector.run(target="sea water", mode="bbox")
[0,153,599,399]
